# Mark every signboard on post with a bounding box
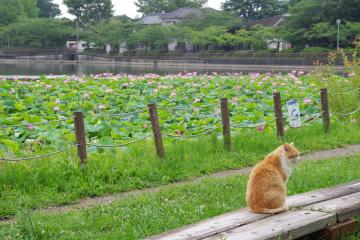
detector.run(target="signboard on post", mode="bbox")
[287,100,301,128]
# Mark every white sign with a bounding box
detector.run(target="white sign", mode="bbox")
[287,100,301,128]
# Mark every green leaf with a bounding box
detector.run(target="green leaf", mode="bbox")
[1,139,20,151]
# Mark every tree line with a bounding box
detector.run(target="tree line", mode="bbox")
[0,0,359,52]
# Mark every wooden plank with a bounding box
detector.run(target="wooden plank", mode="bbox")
[300,219,358,240]
[146,209,268,240]
[287,180,360,208]
[303,192,360,222]
[203,210,337,240]
[146,181,360,240]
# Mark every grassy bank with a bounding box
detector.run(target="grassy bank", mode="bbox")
[0,153,359,239]
[0,121,360,218]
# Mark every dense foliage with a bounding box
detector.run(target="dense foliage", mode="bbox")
[222,0,288,20]
[135,0,207,15]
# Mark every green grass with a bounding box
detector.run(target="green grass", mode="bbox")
[0,153,359,239]
[0,121,360,218]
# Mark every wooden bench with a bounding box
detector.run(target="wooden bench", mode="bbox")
[147,180,360,240]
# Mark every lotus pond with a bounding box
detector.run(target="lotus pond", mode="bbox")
[0,72,353,153]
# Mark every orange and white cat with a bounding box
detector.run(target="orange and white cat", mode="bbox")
[246,143,301,214]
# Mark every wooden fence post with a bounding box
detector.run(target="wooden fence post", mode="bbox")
[221,98,231,151]
[74,112,87,164]
[273,92,284,138]
[148,103,165,159]
[321,88,330,134]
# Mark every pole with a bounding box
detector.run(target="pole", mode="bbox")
[74,112,87,164]
[273,92,284,138]
[148,103,165,159]
[221,98,231,151]
[320,88,330,134]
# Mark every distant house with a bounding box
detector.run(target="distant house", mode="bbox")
[139,8,207,26]
[244,15,291,51]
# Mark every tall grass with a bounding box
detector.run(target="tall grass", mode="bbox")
[0,153,359,240]
[0,121,360,217]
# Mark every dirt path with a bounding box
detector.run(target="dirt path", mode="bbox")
[2,144,360,224]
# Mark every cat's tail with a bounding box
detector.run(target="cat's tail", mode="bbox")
[261,205,289,214]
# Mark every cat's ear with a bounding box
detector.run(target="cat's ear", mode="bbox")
[284,143,291,152]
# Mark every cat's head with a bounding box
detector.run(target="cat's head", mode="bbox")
[283,143,301,164]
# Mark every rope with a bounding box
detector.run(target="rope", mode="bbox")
[163,126,221,138]
[0,117,73,129]
[331,106,360,116]
[328,89,359,95]
[91,109,147,119]
[87,134,151,148]
[0,145,75,162]
[231,118,277,129]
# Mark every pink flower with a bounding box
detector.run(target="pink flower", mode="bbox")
[256,125,265,132]
[193,98,201,103]
[45,85,52,89]
[53,106,60,111]
[105,88,114,93]
[236,86,241,91]
[27,124,35,130]
[348,72,355,77]
[258,81,263,86]
[55,99,61,104]
[256,90,263,95]
[170,91,176,97]
[351,119,358,123]
[143,123,148,129]
[98,104,106,110]
[152,89,158,93]
[303,98,312,104]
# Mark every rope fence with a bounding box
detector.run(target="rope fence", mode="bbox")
[0,86,358,162]
[0,145,76,162]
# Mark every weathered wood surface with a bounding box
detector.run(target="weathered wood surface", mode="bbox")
[203,210,337,240]
[287,180,360,208]
[304,191,360,221]
[146,209,268,240]
[146,180,360,240]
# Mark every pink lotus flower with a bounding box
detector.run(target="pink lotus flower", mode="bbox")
[27,124,35,130]
[105,88,114,93]
[170,91,176,97]
[256,125,265,132]
[45,85,52,89]
[143,123,148,129]
[303,98,312,104]
[53,106,60,111]
[152,89,158,93]
[236,86,241,91]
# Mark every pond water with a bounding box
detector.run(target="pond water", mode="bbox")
[0,61,312,76]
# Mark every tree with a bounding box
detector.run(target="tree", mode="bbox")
[222,0,288,20]
[0,0,38,26]
[20,0,39,18]
[0,18,73,47]
[63,0,114,26]
[0,0,24,26]
[281,0,360,48]
[135,0,207,15]
[84,19,135,47]
[128,25,170,51]
[37,0,61,18]
[182,9,242,30]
